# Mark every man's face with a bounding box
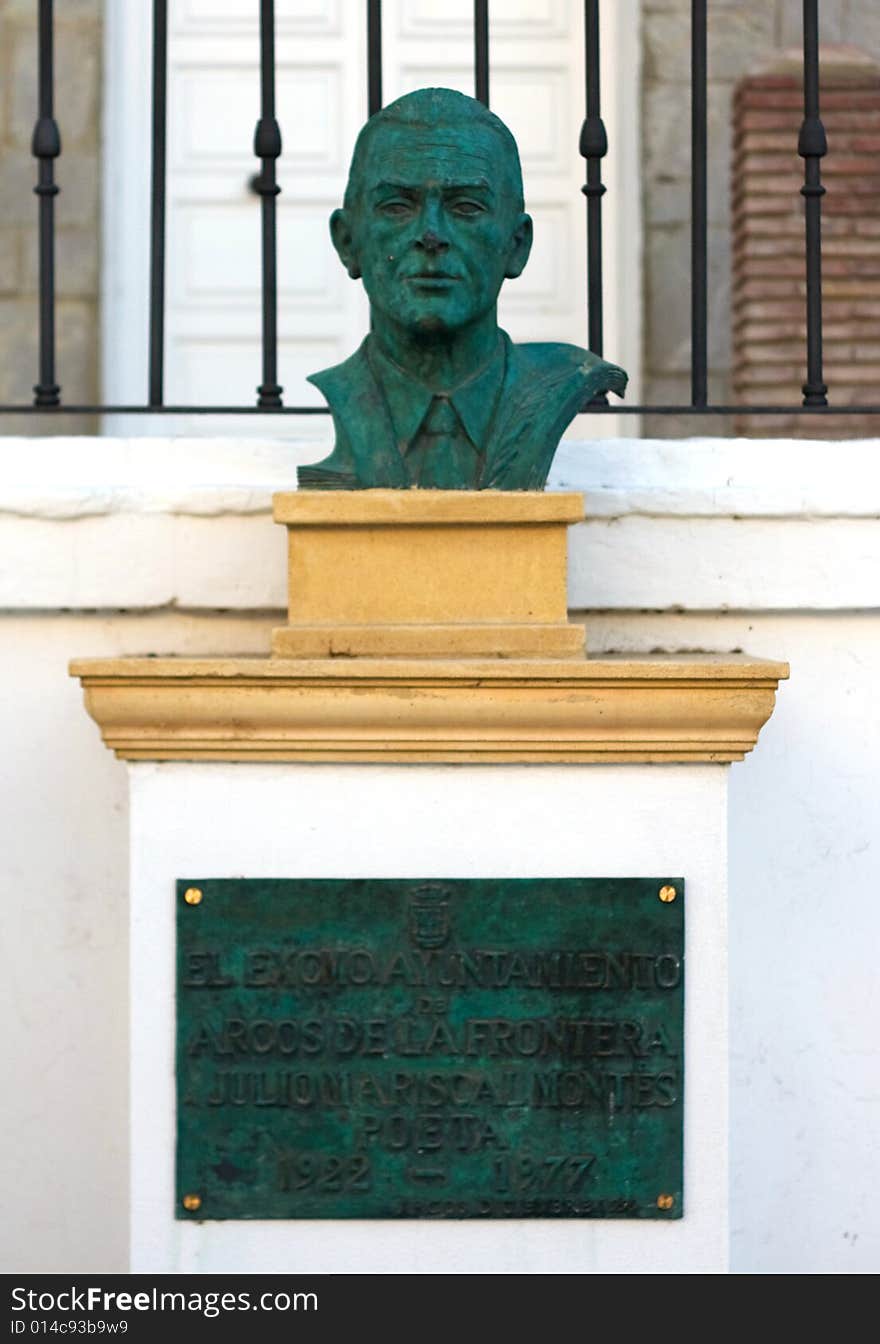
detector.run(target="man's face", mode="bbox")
[332,121,532,338]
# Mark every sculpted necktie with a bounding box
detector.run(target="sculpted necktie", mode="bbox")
[407,395,480,488]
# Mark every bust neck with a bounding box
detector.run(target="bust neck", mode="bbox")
[370,309,500,393]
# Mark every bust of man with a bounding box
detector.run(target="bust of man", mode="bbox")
[299,87,626,492]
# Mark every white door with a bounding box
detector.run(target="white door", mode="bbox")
[102,0,640,440]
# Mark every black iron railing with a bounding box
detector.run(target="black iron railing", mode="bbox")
[799,0,829,408]
[691,0,708,409]
[3,0,878,420]
[148,0,167,409]
[254,0,283,410]
[581,0,606,405]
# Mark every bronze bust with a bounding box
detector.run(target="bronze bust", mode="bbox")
[299,87,626,492]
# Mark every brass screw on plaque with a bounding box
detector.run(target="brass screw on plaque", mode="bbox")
[657,1193,675,1210]
[658,885,677,903]
[184,887,203,906]
[182,1193,202,1212]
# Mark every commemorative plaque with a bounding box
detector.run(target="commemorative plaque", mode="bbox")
[176,878,684,1220]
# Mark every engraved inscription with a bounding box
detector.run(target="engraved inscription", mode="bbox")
[277,1152,372,1193]
[176,878,684,1219]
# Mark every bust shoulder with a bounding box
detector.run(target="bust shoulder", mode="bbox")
[306,340,372,405]
[508,340,627,396]
[476,340,628,490]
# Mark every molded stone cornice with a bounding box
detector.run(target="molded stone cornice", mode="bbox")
[70,654,788,764]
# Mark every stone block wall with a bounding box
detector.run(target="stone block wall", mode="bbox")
[641,0,880,436]
[0,0,102,436]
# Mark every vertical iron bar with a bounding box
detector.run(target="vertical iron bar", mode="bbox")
[254,0,283,407]
[580,1,607,401]
[32,0,61,407]
[690,0,708,408]
[799,0,828,406]
[148,0,168,407]
[368,0,382,116]
[475,1,489,107]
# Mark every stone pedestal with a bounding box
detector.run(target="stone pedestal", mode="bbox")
[271,490,586,659]
[71,489,788,1274]
[127,760,727,1274]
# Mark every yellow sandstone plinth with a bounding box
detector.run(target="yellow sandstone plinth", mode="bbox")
[271,490,585,659]
[71,489,789,764]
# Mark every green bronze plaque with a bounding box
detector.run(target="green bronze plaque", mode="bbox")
[176,878,684,1220]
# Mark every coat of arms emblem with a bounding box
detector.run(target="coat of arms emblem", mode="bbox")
[407,883,452,949]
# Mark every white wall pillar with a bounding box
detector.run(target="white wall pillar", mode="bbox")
[130,760,728,1275]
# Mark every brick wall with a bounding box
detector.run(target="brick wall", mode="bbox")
[732,52,880,436]
[0,0,102,435]
[641,0,880,436]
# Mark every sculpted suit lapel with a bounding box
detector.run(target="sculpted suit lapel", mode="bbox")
[479,341,627,490]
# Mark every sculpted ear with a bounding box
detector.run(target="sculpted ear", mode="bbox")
[504,212,533,280]
[330,207,361,279]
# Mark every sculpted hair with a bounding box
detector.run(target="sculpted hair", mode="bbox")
[343,86,525,211]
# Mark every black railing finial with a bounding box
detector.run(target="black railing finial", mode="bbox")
[32,0,61,408]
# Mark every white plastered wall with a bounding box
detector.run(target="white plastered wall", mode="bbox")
[1,436,879,1274]
[129,761,728,1275]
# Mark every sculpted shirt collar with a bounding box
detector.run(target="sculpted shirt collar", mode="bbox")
[365,333,507,454]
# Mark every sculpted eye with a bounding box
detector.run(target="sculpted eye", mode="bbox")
[377,200,413,217]
[449,199,487,217]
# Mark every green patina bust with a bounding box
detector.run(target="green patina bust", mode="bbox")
[299,87,627,492]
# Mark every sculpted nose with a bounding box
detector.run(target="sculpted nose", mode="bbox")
[415,197,449,253]
[418,228,448,254]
